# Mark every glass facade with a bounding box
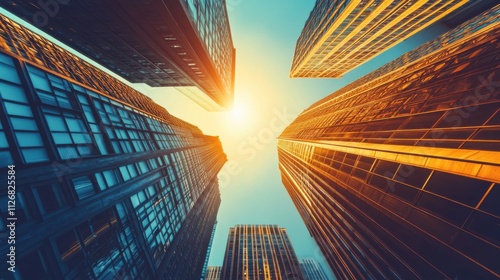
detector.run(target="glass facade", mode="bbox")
[206,266,222,280]
[290,0,468,78]
[221,225,305,280]
[0,12,226,280]
[279,5,500,280]
[0,0,235,111]
[300,259,329,280]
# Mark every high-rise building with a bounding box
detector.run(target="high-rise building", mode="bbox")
[221,225,306,280]
[300,259,329,280]
[206,266,222,280]
[279,5,500,280]
[0,0,236,111]
[0,13,226,279]
[290,0,469,78]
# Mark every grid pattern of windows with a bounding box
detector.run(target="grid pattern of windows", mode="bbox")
[206,266,222,280]
[290,0,468,77]
[279,6,500,280]
[0,53,48,164]
[300,259,329,280]
[221,225,305,280]
[0,11,227,280]
[0,0,235,110]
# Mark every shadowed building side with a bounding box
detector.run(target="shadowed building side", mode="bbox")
[0,0,236,111]
[279,5,500,280]
[0,13,227,279]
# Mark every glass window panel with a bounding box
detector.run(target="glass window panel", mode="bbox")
[58,146,78,159]
[94,134,108,155]
[46,115,67,131]
[467,211,499,244]
[22,147,49,163]
[120,166,131,181]
[0,151,13,164]
[66,118,86,132]
[72,176,95,200]
[52,132,72,144]
[77,145,92,156]
[27,66,52,91]
[479,184,499,216]
[0,82,27,102]
[0,61,21,83]
[10,117,38,131]
[425,171,490,206]
[57,96,73,109]
[95,173,106,191]
[83,109,96,123]
[103,170,118,187]
[37,90,58,106]
[0,132,9,148]
[72,133,92,144]
[16,132,43,147]
[4,102,32,117]
[127,164,138,178]
[417,192,472,226]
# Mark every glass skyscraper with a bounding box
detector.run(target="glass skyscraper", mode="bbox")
[0,12,226,279]
[0,0,236,111]
[290,0,468,78]
[206,266,222,280]
[221,225,305,280]
[279,5,499,280]
[300,259,329,280]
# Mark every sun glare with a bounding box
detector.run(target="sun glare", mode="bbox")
[229,93,251,126]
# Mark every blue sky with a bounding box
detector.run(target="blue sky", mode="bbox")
[0,1,449,278]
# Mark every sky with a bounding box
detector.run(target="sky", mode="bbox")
[0,2,449,279]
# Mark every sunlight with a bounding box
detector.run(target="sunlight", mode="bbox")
[228,91,252,128]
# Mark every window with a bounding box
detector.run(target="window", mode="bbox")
[424,171,490,206]
[43,108,95,159]
[0,59,49,164]
[72,176,95,200]
[35,183,66,214]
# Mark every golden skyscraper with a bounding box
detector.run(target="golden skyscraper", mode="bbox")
[290,0,468,78]
[279,5,499,279]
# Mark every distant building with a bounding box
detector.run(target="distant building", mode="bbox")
[1,0,236,111]
[206,266,222,280]
[290,0,468,78]
[0,13,226,279]
[279,5,500,279]
[221,225,305,280]
[300,259,329,280]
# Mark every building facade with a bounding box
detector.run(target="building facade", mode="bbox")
[221,225,305,280]
[300,259,329,280]
[0,13,226,279]
[206,266,222,280]
[279,5,500,280]
[0,0,236,111]
[290,0,468,78]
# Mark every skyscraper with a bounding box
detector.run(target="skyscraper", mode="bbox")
[300,259,329,280]
[0,0,236,111]
[206,266,222,280]
[0,13,226,279]
[221,225,305,280]
[290,0,468,78]
[279,5,499,280]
